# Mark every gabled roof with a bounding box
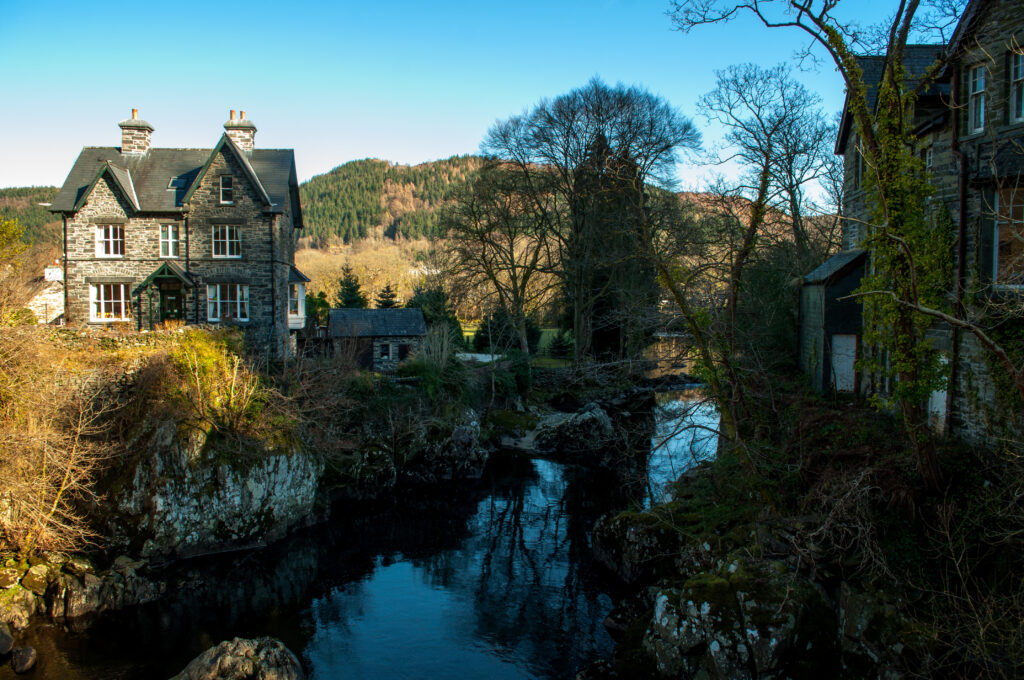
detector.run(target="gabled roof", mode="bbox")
[329,308,427,338]
[181,134,272,207]
[804,249,867,285]
[73,161,141,212]
[835,45,945,154]
[289,265,310,284]
[945,0,990,61]
[51,141,299,217]
[135,261,196,291]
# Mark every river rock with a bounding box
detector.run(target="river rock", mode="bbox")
[108,418,324,560]
[171,637,304,680]
[0,568,18,589]
[0,622,12,654]
[642,559,837,679]
[401,409,489,484]
[19,565,49,596]
[0,587,38,630]
[10,646,36,674]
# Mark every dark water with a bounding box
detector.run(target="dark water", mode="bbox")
[4,397,717,680]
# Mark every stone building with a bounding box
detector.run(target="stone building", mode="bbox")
[329,308,426,372]
[49,110,308,356]
[803,0,1024,447]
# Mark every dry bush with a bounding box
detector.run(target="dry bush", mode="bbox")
[295,238,434,306]
[0,328,116,556]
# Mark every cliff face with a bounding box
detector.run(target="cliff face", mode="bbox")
[105,419,324,561]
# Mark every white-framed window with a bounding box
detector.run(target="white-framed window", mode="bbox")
[220,175,234,204]
[968,64,986,133]
[212,224,241,258]
[380,342,391,359]
[207,283,249,321]
[89,283,131,322]
[94,224,124,258]
[288,283,304,316]
[160,224,179,258]
[995,189,1024,285]
[1012,53,1024,123]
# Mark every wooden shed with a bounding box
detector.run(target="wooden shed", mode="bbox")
[798,249,866,393]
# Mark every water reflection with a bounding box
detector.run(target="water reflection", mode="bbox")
[644,391,720,507]
[4,395,710,680]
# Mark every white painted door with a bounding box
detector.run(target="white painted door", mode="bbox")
[830,334,857,392]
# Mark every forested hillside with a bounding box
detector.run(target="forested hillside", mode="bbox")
[0,187,60,245]
[299,155,480,245]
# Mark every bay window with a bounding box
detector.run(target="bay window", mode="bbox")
[207,283,249,321]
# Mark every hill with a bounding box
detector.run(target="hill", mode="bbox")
[0,186,61,245]
[298,155,481,246]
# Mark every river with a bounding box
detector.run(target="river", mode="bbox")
[3,394,717,680]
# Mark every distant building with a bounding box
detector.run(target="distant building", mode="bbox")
[49,110,308,356]
[329,308,427,372]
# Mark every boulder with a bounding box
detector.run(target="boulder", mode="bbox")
[0,587,38,630]
[0,622,12,655]
[642,559,838,679]
[19,565,49,596]
[10,646,36,674]
[171,637,304,680]
[0,569,18,590]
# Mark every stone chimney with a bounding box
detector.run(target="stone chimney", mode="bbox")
[224,109,257,152]
[118,109,154,154]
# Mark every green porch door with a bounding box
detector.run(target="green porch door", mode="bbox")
[159,281,184,323]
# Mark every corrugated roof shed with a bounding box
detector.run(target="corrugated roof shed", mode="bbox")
[329,309,427,338]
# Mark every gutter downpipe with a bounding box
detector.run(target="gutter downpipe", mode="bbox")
[61,213,68,325]
[948,65,968,436]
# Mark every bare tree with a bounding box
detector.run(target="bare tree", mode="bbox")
[482,78,701,361]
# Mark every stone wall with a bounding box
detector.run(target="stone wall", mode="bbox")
[372,336,421,373]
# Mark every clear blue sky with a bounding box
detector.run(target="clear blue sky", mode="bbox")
[0,0,889,189]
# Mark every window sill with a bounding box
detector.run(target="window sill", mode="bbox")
[208,318,250,323]
[95,254,125,259]
[89,318,132,323]
[211,255,243,259]
[219,202,235,206]
[160,255,180,259]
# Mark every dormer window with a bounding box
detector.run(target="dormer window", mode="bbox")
[220,175,234,204]
[968,64,986,134]
[1012,53,1024,123]
[167,177,187,190]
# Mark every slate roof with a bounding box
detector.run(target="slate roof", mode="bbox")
[329,309,427,338]
[50,135,302,225]
[803,249,867,285]
[835,45,945,154]
[288,265,310,284]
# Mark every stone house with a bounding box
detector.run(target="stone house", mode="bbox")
[49,110,308,356]
[803,0,1024,447]
[329,308,426,372]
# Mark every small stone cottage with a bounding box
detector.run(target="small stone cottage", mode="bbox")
[329,308,426,372]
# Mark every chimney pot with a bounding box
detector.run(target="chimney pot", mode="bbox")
[230,109,236,121]
[132,108,138,120]
[119,110,154,154]
[240,110,246,120]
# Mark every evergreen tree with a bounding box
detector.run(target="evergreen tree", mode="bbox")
[406,285,463,345]
[336,265,368,308]
[375,282,399,308]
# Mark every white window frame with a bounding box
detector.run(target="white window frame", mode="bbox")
[220,175,234,205]
[160,223,179,258]
[212,224,241,259]
[1012,53,1024,123]
[994,189,1024,287]
[207,283,249,322]
[89,283,131,322]
[288,283,304,317]
[94,224,125,258]
[968,64,986,134]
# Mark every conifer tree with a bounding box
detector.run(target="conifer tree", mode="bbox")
[336,265,368,308]
[375,282,399,309]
